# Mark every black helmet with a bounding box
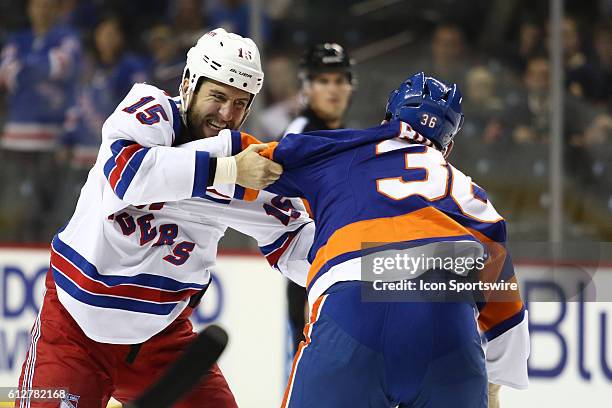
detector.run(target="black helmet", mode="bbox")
[299,43,354,83]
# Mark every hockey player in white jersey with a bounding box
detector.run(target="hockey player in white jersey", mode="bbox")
[17,28,314,408]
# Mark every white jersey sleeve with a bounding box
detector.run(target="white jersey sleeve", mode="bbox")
[177,129,314,285]
[99,83,212,208]
[225,192,314,286]
[484,311,530,389]
[177,129,261,201]
[175,129,234,156]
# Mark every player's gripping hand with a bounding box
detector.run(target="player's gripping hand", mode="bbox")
[235,144,283,189]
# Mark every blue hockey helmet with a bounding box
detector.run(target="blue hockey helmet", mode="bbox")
[385,72,464,149]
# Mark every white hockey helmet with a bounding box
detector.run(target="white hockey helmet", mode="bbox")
[180,28,264,121]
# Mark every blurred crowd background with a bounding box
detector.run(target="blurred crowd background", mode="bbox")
[0,0,611,247]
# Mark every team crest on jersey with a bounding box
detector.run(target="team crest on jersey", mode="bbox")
[60,393,80,408]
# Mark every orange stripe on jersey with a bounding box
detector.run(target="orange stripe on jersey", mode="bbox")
[240,131,263,149]
[258,142,278,161]
[303,294,326,341]
[477,276,524,332]
[467,227,525,332]
[237,133,273,200]
[307,206,472,285]
[468,227,508,294]
[243,188,259,201]
[282,295,328,408]
[301,198,313,219]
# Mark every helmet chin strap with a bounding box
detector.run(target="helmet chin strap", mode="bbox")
[442,140,454,159]
[234,93,256,129]
[236,108,250,129]
[179,85,194,126]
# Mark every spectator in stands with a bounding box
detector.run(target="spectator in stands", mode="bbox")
[207,0,272,40]
[169,0,208,54]
[507,55,611,187]
[505,18,545,76]
[547,16,602,102]
[507,56,596,145]
[103,0,168,48]
[61,15,148,162]
[593,20,612,109]
[461,66,505,144]
[147,24,184,95]
[93,16,149,100]
[509,55,609,144]
[508,56,551,144]
[428,23,469,86]
[55,16,149,221]
[0,0,81,241]
[56,0,100,35]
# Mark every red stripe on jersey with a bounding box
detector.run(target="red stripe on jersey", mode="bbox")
[206,188,232,199]
[109,144,142,190]
[265,232,298,267]
[51,248,200,304]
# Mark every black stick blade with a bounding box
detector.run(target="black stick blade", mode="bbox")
[126,324,229,408]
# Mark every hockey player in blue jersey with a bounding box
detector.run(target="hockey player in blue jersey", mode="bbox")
[248,72,529,407]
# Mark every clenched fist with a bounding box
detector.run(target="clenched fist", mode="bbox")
[235,144,283,189]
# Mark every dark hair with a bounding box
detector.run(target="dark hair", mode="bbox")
[594,19,612,37]
[299,43,354,83]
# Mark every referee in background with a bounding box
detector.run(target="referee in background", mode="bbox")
[283,42,355,355]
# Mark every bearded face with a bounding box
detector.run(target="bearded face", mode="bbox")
[185,79,251,140]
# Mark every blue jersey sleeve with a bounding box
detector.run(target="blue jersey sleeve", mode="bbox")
[265,171,304,198]
[275,121,404,168]
[264,121,405,198]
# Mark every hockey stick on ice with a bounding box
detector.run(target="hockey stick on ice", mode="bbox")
[124,324,228,408]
